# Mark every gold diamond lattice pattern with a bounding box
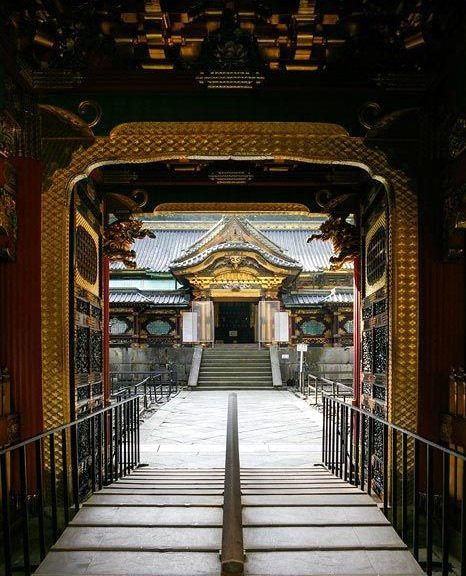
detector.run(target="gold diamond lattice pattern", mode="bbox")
[41,122,418,431]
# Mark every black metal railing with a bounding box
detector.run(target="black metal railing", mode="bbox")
[110,369,178,407]
[323,394,466,576]
[0,396,140,576]
[298,373,353,405]
[221,393,244,576]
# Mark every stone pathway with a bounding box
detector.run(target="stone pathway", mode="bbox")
[139,389,322,468]
[35,389,424,575]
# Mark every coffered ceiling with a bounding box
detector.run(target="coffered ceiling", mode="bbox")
[1,0,450,91]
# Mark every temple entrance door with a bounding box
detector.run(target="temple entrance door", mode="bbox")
[215,302,255,343]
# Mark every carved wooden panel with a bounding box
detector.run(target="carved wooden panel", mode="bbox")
[72,181,104,495]
[76,225,98,285]
[361,187,389,496]
[41,122,419,434]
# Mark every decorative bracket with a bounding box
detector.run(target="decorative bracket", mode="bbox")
[0,159,17,262]
[308,190,360,270]
[103,218,155,269]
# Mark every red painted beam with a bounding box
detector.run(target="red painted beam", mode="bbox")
[0,157,43,439]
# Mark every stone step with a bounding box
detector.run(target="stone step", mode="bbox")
[107,476,340,486]
[201,356,270,360]
[53,526,221,552]
[198,371,272,376]
[199,374,272,378]
[243,550,423,575]
[200,362,271,371]
[35,549,423,576]
[193,384,275,392]
[203,353,269,357]
[124,474,340,481]
[99,487,363,495]
[86,493,373,507]
[107,481,358,491]
[201,362,272,371]
[200,362,271,367]
[113,474,339,483]
[51,524,406,553]
[202,358,269,362]
[199,371,272,375]
[199,366,272,371]
[197,376,273,381]
[197,377,273,381]
[242,505,390,526]
[196,386,274,390]
[203,351,269,355]
[87,493,223,506]
[128,472,336,479]
[197,384,274,388]
[35,550,220,575]
[87,489,364,507]
[203,350,268,354]
[70,505,222,527]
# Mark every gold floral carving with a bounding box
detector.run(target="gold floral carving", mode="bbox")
[154,202,310,214]
[41,121,418,432]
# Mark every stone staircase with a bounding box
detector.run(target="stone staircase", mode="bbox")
[35,467,423,576]
[196,347,274,389]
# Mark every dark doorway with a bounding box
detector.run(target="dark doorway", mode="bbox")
[215,302,254,343]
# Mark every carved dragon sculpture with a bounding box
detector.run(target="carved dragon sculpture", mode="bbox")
[308,190,359,270]
[103,218,155,268]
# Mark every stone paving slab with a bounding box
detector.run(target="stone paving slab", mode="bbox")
[244,550,423,575]
[35,550,220,575]
[140,389,322,467]
[243,506,388,526]
[243,525,407,550]
[69,506,222,527]
[35,389,423,576]
[86,493,223,506]
[102,487,225,495]
[53,526,222,551]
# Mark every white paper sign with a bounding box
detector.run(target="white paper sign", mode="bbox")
[274,311,289,342]
[297,343,308,352]
[182,312,198,343]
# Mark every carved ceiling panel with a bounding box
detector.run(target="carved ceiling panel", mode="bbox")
[2,0,443,88]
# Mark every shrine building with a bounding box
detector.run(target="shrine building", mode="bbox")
[0,2,465,575]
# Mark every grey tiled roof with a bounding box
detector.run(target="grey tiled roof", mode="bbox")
[171,216,301,270]
[109,289,190,307]
[111,228,352,273]
[282,294,324,307]
[263,229,352,271]
[111,229,204,272]
[171,240,301,270]
[283,288,353,308]
[321,287,354,303]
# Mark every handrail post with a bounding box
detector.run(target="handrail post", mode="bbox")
[221,393,244,575]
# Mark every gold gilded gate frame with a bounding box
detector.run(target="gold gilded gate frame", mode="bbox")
[41,122,418,431]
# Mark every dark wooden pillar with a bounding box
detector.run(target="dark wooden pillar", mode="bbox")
[102,256,110,403]
[0,157,43,438]
[352,255,362,407]
[418,148,465,441]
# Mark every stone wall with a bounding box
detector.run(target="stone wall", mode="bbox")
[110,344,353,387]
[110,346,195,383]
[276,346,354,385]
